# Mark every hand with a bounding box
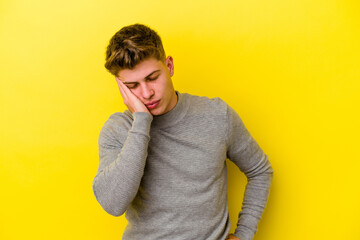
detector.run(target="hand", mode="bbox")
[226,234,241,240]
[115,77,150,114]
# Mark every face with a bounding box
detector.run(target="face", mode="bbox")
[117,56,177,116]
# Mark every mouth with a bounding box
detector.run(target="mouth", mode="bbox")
[145,100,160,109]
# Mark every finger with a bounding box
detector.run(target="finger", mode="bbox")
[117,77,135,98]
[116,78,141,105]
[115,77,128,99]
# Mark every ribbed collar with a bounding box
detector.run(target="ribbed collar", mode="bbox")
[151,91,189,129]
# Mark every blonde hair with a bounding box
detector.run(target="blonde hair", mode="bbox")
[104,23,166,75]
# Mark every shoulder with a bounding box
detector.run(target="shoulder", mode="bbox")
[103,110,133,130]
[98,110,133,145]
[183,92,227,109]
[183,92,228,116]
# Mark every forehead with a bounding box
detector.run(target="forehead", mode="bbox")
[117,58,163,81]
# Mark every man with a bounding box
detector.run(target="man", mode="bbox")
[92,23,273,240]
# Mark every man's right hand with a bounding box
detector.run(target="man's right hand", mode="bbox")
[115,77,150,114]
[226,234,241,240]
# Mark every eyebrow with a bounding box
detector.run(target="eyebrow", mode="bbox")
[123,70,161,84]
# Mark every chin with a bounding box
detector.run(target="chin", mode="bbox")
[150,108,164,116]
[151,111,162,116]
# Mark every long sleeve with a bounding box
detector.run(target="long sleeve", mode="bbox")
[226,105,273,240]
[92,112,153,216]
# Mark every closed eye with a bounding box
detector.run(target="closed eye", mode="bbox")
[126,83,138,89]
[146,75,159,81]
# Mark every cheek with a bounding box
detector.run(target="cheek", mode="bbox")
[151,82,164,93]
[130,89,142,98]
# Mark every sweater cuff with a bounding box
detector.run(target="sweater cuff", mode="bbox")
[234,214,258,240]
[130,112,153,135]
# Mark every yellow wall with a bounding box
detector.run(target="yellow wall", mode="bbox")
[1,0,359,239]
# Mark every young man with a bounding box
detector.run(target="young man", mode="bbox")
[92,24,273,240]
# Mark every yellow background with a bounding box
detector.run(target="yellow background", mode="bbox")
[1,0,359,239]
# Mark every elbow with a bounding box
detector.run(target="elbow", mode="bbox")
[262,154,274,177]
[262,160,274,183]
[102,205,126,217]
[268,161,274,179]
[93,189,127,217]
[92,180,128,217]
[245,161,274,189]
[266,162,274,176]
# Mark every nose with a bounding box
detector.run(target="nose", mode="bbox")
[141,82,154,100]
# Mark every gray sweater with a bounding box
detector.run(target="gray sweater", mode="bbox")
[92,92,273,240]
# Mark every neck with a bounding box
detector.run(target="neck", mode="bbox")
[152,91,189,129]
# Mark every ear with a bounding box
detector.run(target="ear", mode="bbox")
[165,56,174,77]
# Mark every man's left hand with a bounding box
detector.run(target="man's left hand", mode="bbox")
[226,234,241,240]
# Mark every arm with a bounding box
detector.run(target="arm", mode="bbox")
[92,77,152,216]
[92,112,152,216]
[226,105,273,240]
